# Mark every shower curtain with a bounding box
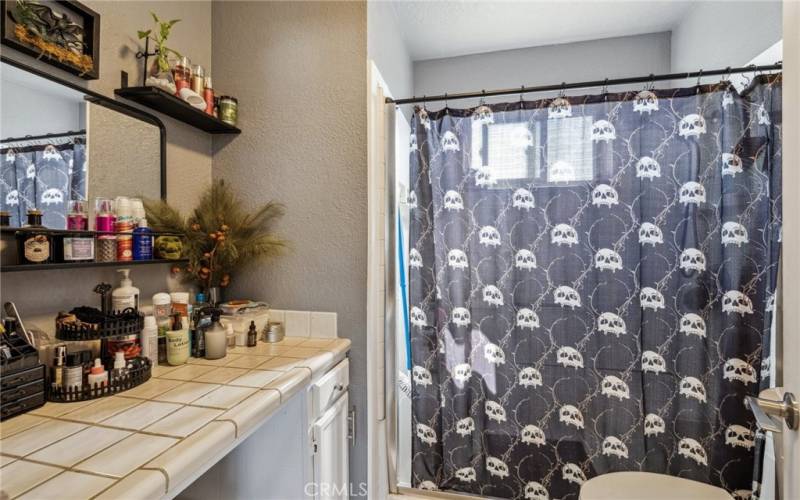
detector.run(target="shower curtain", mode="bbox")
[1,136,86,228]
[408,75,781,499]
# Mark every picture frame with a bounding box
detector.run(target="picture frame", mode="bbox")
[1,0,100,80]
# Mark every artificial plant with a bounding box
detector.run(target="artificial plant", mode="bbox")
[145,180,287,290]
[137,11,181,73]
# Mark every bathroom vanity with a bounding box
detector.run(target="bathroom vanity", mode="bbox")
[0,336,351,499]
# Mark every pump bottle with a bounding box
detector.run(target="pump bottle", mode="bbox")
[112,269,139,311]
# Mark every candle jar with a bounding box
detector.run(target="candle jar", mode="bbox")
[17,209,52,264]
[218,96,238,126]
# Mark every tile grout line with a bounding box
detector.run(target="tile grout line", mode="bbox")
[2,342,350,497]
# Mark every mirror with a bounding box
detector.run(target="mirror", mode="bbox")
[0,60,164,229]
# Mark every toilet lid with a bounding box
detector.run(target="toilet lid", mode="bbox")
[579,472,732,500]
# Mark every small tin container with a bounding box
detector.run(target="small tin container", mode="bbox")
[263,322,284,343]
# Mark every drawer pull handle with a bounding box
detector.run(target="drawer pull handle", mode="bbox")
[334,384,344,392]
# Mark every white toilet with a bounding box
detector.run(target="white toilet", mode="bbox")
[580,471,732,500]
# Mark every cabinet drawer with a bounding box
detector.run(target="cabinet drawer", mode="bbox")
[311,359,349,419]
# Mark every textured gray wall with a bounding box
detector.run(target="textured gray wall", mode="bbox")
[210,1,368,495]
[87,102,161,203]
[670,1,782,72]
[413,32,671,109]
[1,1,212,315]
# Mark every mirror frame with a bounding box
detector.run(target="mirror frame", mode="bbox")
[1,55,167,200]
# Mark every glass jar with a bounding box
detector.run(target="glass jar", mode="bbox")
[218,96,238,126]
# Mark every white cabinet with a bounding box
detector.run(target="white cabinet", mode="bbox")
[308,359,350,500]
[311,392,349,500]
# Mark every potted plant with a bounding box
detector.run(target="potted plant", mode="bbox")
[137,12,181,87]
[144,180,287,303]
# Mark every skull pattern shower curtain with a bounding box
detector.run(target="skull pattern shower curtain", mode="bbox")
[408,75,781,499]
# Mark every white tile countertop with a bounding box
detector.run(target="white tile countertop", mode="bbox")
[0,336,350,499]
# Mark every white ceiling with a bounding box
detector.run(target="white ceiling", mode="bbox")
[391,0,695,61]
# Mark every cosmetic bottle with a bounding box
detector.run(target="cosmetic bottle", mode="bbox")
[141,315,159,366]
[167,314,190,365]
[130,198,145,227]
[67,199,88,230]
[204,311,227,360]
[132,218,153,261]
[81,350,93,382]
[170,292,190,317]
[203,75,214,114]
[112,269,139,311]
[51,344,66,390]
[115,197,134,261]
[112,351,128,381]
[95,198,116,262]
[87,358,108,389]
[63,353,83,393]
[191,298,209,358]
[247,320,258,347]
[226,323,235,348]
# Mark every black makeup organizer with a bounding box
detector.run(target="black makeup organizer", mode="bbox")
[1,330,46,420]
[46,285,153,403]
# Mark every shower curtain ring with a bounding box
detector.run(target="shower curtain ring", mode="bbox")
[444,93,448,109]
[602,78,609,100]
[647,74,655,91]
[520,86,525,103]
[559,82,566,98]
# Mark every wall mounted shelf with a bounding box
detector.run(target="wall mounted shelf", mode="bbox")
[114,86,241,134]
[1,227,187,272]
[2,259,187,273]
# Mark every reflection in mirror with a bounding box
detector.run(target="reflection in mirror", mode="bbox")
[1,62,162,229]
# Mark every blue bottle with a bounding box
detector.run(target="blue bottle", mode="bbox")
[133,219,154,260]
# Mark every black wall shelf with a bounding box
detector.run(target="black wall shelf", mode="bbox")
[2,259,187,273]
[114,86,241,134]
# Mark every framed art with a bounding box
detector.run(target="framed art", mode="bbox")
[2,0,100,80]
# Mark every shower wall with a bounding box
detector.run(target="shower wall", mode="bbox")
[413,32,671,107]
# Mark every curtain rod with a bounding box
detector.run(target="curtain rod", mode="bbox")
[386,63,782,105]
[1,129,86,144]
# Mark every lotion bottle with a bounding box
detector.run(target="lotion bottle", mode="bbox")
[112,269,139,311]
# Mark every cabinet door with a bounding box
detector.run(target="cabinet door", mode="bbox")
[313,392,349,500]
